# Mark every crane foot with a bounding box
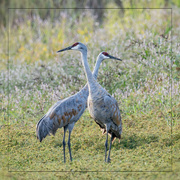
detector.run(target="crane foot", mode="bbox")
[107,158,111,163]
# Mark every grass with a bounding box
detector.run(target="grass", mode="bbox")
[0,4,180,180]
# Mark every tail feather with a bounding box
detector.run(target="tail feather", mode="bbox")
[36,115,55,142]
[95,121,121,143]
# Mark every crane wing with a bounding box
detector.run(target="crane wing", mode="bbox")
[48,97,85,127]
[36,96,85,142]
[104,95,121,127]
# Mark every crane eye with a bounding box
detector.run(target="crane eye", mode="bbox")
[102,52,109,56]
[72,42,79,47]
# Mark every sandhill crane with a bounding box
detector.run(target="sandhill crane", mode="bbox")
[57,42,122,163]
[36,47,121,163]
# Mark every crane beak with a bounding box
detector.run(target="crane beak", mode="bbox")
[108,55,122,61]
[57,45,72,53]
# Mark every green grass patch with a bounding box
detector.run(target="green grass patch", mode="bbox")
[1,5,180,180]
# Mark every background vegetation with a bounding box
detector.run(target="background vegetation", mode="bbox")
[0,0,180,179]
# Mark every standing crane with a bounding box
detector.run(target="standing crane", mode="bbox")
[36,45,122,163]
[57,42,122,163]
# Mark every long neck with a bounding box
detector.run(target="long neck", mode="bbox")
[81,50,94,85]
[92,57,102,80]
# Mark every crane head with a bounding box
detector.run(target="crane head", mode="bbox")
[57,42,87,53]
[99,52,122,61]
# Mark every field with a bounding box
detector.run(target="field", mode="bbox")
[0,1,180,179]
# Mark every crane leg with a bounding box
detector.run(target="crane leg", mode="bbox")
[105,132,108,162]
[67,123,75,162]
[63,125,68,163]
[107,134,114,163]
[105,124,110,162]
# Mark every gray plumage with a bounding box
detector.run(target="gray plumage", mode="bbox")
[68,42,122,163]
[36,45,121,162]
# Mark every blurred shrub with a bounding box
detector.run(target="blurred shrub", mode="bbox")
[2,0,180,28]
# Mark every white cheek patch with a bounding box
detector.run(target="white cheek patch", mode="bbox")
[72,44,79,50]
[102,54,108,59]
